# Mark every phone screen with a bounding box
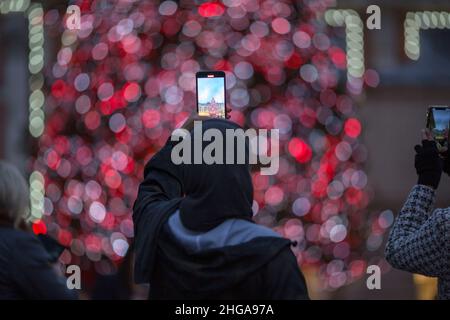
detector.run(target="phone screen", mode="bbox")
[196,71,226,119]
[427,106,450,151]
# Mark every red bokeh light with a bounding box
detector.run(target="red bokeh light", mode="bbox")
[142,109,161,128]
[58,229,73,246]
[198,2,225,18]
[288,138,313,163]
[285,52,303,69]
[45,149,61,170]
[123,82,141,102]
[84,111,101,130]
[312,178,328,198]
[271,17,291,35]
[345,187,363,205]
[32,220,47,235]
[344,118,362,138]
[51,80,68,99]
[329,46,346,69]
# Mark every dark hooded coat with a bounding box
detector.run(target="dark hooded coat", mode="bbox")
[0,223,77,300]
[133,119,309,299]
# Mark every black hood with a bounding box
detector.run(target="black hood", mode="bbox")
[153,228,291,298]
[179,118,254,232]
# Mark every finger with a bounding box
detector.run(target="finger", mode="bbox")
[196,115,211,121]
[421,129,427,140]
[422,129,433,141]
[226,107,232,118]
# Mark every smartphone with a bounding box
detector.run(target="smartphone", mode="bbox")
[426,106,450,152]
[196,71,226,119]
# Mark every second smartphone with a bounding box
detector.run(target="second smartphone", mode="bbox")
[426,105,450,152]
[196,71,226,119]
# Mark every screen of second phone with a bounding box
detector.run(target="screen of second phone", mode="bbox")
[433,108,450,132]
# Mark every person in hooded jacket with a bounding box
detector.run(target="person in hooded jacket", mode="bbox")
[133,117,309,300]
[385,130,450,300]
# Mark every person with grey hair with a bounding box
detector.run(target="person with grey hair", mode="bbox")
[0,161,76,299]
[385,130,449,300]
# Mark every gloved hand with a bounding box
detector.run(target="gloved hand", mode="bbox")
[443,134,450,176]
[443,147,450,177]
[415,139,443,189]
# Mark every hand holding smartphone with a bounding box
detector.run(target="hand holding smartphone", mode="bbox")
[426,106,450,153]
[196,71,227,119]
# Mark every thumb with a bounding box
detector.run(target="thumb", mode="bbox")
[422,129,433,141]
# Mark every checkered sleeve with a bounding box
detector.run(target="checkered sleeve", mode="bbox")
[385,185,449,278]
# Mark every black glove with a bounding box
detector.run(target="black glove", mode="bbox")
[414,140,443,189]
[443,147,450,176]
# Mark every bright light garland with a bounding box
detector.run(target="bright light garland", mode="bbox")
[405,11,450,60]
[325,9,365,79]
[1,0,45,221]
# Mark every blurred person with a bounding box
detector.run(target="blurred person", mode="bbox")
[0,161,77,300]
[133,117,309,299]
[385,130,450,300]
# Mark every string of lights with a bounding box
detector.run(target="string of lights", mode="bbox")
[325,9,364,80]
[404,11,450,60]
[1,0,46,223]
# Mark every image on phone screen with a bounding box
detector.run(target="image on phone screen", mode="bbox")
[196,72,226,118]
[427,106,450,151]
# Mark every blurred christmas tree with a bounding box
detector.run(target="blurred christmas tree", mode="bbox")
[36,0,385,292]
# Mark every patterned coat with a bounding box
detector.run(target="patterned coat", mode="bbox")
[385,185,450,300]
